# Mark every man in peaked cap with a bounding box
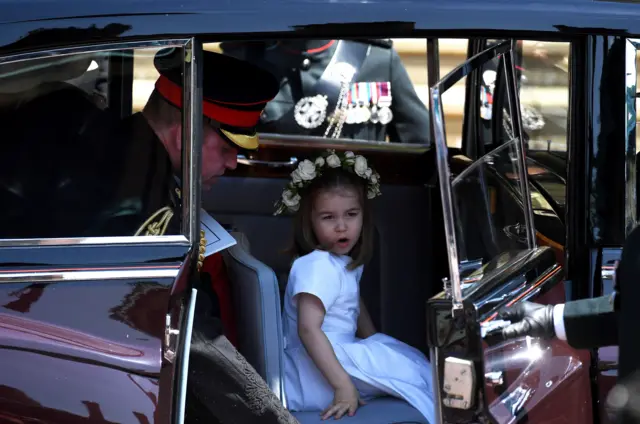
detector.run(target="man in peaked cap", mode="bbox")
[80,48,280,238]
[140,50,298,423]
[95,49,295,423]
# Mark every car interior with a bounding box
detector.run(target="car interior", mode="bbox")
[0,37,566,423]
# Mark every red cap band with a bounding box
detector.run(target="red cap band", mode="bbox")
[155,75,262,128]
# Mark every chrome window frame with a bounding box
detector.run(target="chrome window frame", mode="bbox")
[430,39,536,313]
[625,38,638,236]
[0,38,203,247]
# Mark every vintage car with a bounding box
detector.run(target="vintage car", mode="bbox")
[0,0,637,423]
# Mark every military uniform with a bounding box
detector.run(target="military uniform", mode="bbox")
[221,39,431,145]
[142,49,296,424]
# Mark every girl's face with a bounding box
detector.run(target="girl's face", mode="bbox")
[310,186,363,256]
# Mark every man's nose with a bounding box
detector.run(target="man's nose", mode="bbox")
[225,150,238,170]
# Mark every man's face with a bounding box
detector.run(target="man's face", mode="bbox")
[201,123,238,190]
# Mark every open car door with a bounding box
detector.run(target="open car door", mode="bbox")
[426,40,594,424]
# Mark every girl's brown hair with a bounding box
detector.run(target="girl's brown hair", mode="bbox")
[288,167,374,270]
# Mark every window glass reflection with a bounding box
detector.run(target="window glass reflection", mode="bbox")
[451,139,531,291]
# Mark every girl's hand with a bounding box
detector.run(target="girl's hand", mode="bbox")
[321,380,366,420]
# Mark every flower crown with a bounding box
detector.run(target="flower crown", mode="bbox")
[274,149,382,216]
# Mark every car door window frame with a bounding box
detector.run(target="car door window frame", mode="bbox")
[0,38,202,247]
[430,39,536,313]
[625,38,638,236]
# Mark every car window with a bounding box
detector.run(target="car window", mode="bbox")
[431,40,536,301]
[0,43,190,242]
[481,40,570,153]
[182,39,468,148]
[479,40,570,230]
[452,139,532,292]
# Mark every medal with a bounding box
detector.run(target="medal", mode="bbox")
[369,82,380,123]
[377,82,393,125]
[358,82,371,123]
[345,84,357,124]
[378,107,393,125]
[345,89,357,124]
[359,104,371,123]
[294,95,328,129]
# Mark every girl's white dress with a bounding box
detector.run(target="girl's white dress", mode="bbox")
[282,250,435,423]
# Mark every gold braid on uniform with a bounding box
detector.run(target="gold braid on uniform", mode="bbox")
[134,206,174,237]
[134,187,207,271]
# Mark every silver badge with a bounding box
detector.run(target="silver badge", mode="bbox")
[370,105,379,124]
[359,105,371,123]
[377,106,393,125]
[294,95,328,129]
[345,104,357,125]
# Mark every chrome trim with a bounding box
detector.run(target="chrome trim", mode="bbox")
[0,235,189,247]
[430,347,444,424]
[503,40,536,250]
[427,38,440,146]
[625,39,638,236]
[182,38,203,244]
[431,85,462,310]
[598,360,619,372]
[602,266,616,281]
[237,155,298,168]
[176,288,198,424]
[0,38,195,248]
[0,268,180,283]
[0,39,191,66]
[430,40,511,314]
[257,133,430,154]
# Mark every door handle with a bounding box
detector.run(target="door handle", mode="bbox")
[503,223,528,244]
[237,155,299,168]
[598,360,619,372]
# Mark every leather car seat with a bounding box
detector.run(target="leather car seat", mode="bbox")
[222,232,288,405]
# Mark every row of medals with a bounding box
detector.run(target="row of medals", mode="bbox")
[294,81,394,130]
[337,81,393,126]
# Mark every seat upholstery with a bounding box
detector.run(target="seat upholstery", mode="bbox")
[221,232,287,405]
[291,397,428,424]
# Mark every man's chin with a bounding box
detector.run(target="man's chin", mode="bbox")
[201,178,218,191]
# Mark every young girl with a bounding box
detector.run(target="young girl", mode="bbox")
[274,150,435,422]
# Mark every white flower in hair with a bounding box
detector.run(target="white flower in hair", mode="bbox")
[354,155,368,177]
[273,148,381,216]
[297,159,317,181]
[326,154,341,168]
[291,169,302,184]
[344,151,355,164]
[282,190,301,208]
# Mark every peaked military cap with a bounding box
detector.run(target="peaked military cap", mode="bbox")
[153,48,279,150]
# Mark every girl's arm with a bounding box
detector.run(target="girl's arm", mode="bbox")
[297,293,352,390]
[357,296,377,339]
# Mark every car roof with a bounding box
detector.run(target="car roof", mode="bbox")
[1,0,640,54]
